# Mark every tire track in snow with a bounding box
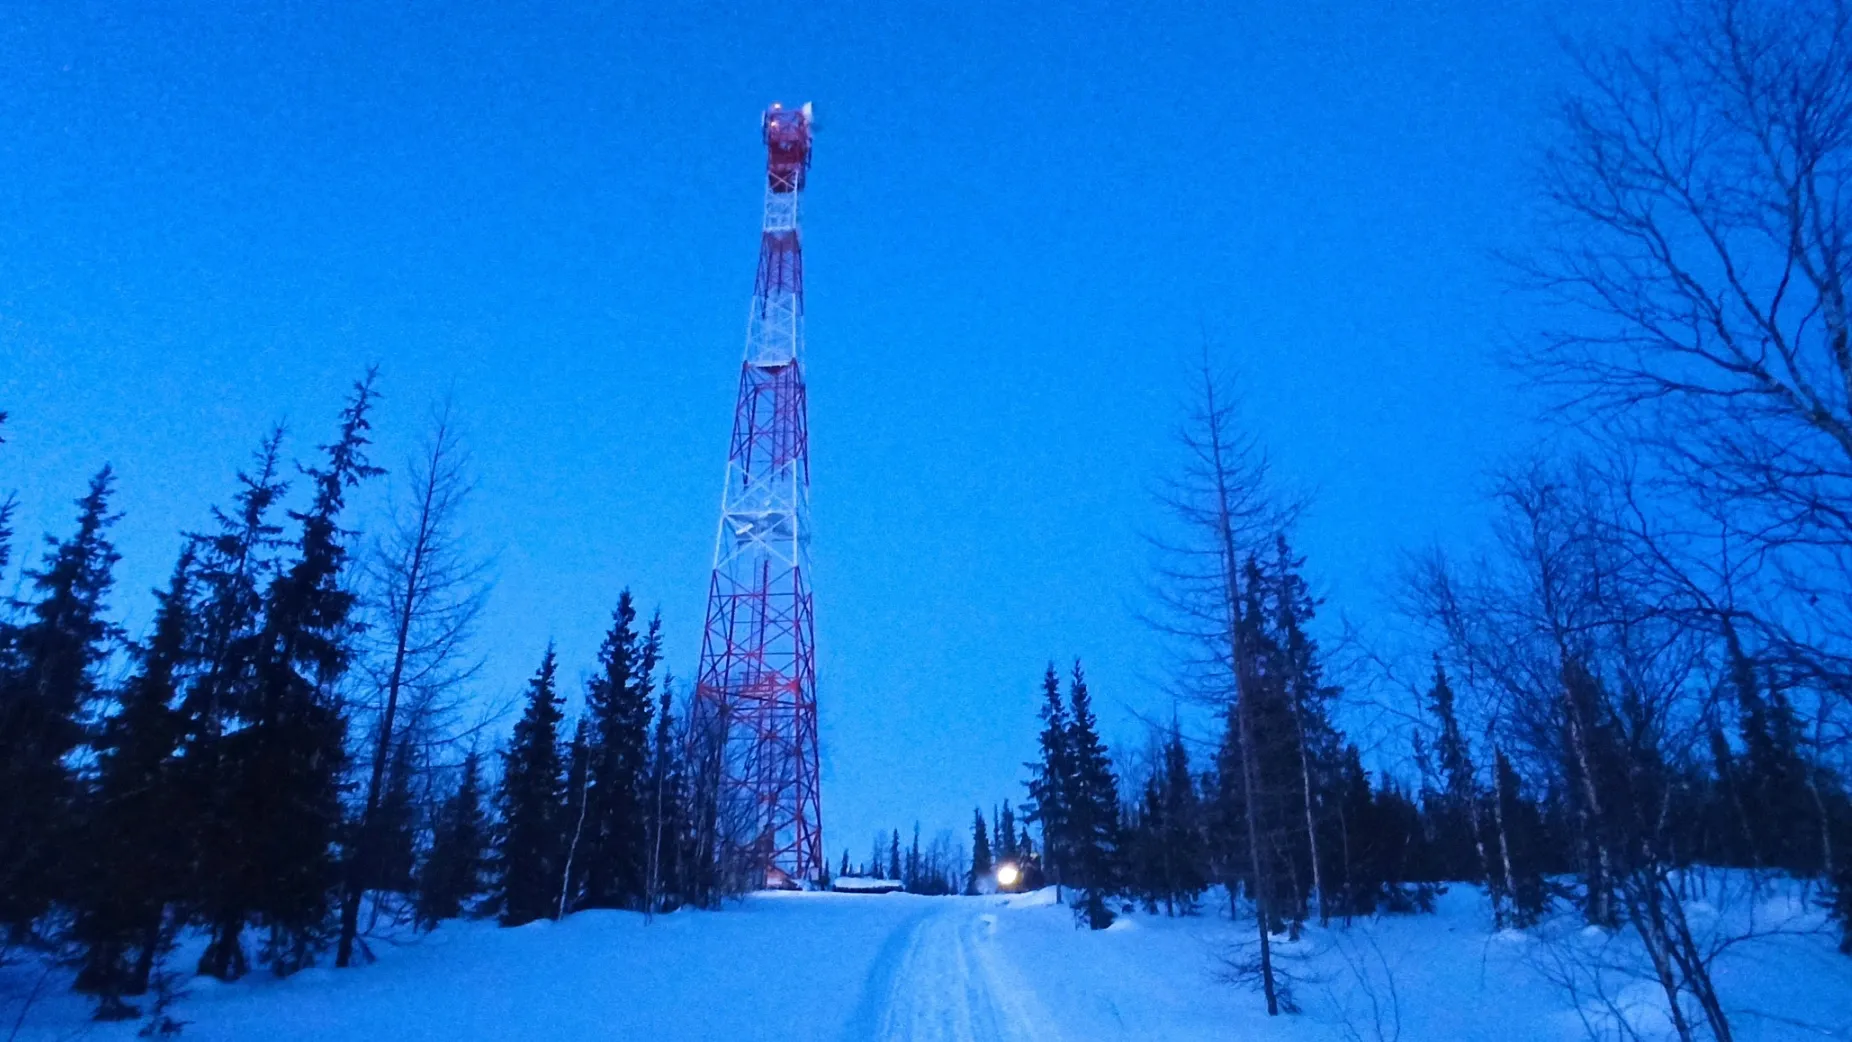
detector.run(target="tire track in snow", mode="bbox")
[870,903,1058,1042]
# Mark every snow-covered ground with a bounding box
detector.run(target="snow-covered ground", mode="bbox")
[5,884,1849,1041]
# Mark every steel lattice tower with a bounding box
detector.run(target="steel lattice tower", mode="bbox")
[692,102,823,886]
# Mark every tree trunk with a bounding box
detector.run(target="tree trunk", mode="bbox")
[1491,750,1521,926]
[336,491,430,967]
[1292,709,1324,925]
[1563,701,1613,926]
[560,750,591,920]
[1236,681,1278,1015]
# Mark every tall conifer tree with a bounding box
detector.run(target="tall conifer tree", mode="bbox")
[0,411,13,576]
[645,683,685,912]
[579,594,660,910]
[72,547,194,1014]
[969,808,992,893]
[1025,663,1072,890]
[188,432,288,981]
[498,647,566,926]
[1064,661,1121,928]
[0,466,121,933]
[418,749,489,928]
[237,373,380,975]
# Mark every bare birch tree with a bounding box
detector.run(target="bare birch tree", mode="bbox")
[1404,459,1773,1042]
[1517,0,1852,696]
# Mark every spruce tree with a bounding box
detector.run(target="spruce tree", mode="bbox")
[579,594,659,910]
[0,411,13,576]
[0,490,12,577]
[239,374,380,975]
[999,801,1017,863]
[1331,746,1377,919]
[888,830,901,881]
[1370,776,1436,913]
[1211,557,1295,1005]
[1726,635,1821,873]
[1708,724,1756,868]
[1272,536,1341,924]
[969,808,992,893]
[72,547,194,1015]
[1064,661,1121,928]
[186,431,289,981]
[560,716,592,912]
[1148,719,1207,916]
[645,683,685,912]
[0,466,121,933]
[367,737,419,896]
[417,749,488,928]
[1491,749,1548,925]
[1025,663,1072,890]
[1424,659,1488,890]
[497,647,566,926]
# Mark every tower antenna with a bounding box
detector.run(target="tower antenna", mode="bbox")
[692,102,824,887]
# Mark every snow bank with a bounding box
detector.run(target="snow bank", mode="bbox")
[1,895,939,1042]
[4,879,1847,1042]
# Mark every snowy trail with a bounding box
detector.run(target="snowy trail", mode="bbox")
[866,902,1059,1042]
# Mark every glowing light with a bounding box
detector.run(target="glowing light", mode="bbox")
[995,862,1021,888]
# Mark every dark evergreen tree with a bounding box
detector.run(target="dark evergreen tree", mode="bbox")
[999,801,1018,863]
[578,595,659,910]
[1271,536,1342,925]
[0,466,121,934]
[236,375,380,975]
[1064,662,1121,928]
[1491,748,1549,926]
[0,490,11,577]
[1707,723,1756,868]
[1025,663,1072,891]
[1368,774,1437,914]
[1559,657,1624,927]
[559,716,592,913]
[968,808,992,894]
[1423,659,1484,884]
[0,411,13,576]
[645,683,686,912]
[888,830,901,881]
[497,647,567,926]
[1139,720,1208,916]
[366,737,420,896]
[71,548,194,1016]
[839,849,851,879]
[1725,635,1822,874]
[417,749,489,928]
[186,431,289,981]
[1212,557,1302,934]
[1328,747,1378,919]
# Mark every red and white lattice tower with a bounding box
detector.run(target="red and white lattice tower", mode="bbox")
[692,102,823,886]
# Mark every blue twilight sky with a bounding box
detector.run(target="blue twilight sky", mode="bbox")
[0,1,1631,863]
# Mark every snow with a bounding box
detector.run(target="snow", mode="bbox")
[832,876,905,893]
[4,882,1849,1041]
